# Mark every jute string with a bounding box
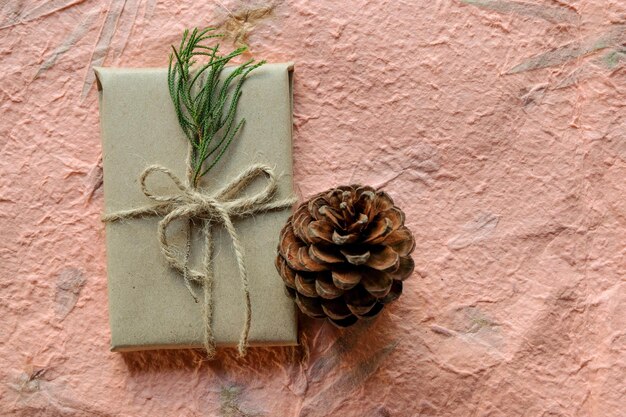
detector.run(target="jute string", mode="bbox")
[102,158,296,358]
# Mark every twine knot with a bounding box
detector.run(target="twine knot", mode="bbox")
[103,163,296,358]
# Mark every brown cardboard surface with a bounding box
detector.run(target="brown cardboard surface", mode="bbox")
[95,64,297,351]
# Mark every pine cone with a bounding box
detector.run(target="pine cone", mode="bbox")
[275,185,415,327]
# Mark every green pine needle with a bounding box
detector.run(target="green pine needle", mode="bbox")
[167,27,265,187]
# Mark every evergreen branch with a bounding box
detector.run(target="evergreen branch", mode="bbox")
[168,27,263,186]
[201,119,246,177]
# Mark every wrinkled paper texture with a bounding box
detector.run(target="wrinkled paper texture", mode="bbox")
[0,0,624,416]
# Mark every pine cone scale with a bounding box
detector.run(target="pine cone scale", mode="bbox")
[305,220,334,244]
[362,217,394,243]
[295,293,325,318]
[361,269,393,298]
[331,230,359,245]
[367,246,400,270]
[315,275,344,299]
[388,256,415,281]
[321,298,353,319]
[275,256,296,288]
[295,273,318,298]
[383,227,415,255]
[331,269,362,290]
[339,248,371,266]
[297,246,328,271]
[380,280,403,304]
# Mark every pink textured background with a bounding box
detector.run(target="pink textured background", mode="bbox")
[1,1,625,416]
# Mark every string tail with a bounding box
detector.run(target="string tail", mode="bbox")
[237,287,251,358]
[202,222,216,359]
[202,279,216,359]
[182,218,198,302]
[218,209,252,358]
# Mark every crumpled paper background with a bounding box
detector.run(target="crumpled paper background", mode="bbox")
[0,1,624,416]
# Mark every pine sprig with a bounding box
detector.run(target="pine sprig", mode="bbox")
[168,27,265,187]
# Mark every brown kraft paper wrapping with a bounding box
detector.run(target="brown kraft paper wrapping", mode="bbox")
[95,63,298,352]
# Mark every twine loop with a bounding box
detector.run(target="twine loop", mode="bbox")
[103,163,296,358]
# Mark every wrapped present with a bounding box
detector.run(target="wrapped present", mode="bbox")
[95,63,298,355]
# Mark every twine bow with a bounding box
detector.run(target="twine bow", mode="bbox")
[103,163,296,358]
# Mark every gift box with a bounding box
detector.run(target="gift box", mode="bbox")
[95,63,298,352]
